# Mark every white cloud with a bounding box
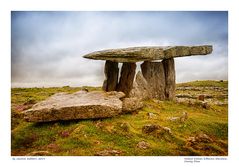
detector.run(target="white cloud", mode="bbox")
[11,11,228,87]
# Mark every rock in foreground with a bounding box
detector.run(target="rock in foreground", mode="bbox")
[24,91,125,122]
[122,97,144,113]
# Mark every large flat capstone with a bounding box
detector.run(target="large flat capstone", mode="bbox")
[83,45,213,62]
[24,91,126,122]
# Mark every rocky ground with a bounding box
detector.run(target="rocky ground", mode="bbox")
[11,80,228,156]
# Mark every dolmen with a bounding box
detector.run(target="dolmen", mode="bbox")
[24,45,212,122]
[84,45,213,100]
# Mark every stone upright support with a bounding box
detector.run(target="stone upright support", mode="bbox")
[141,61,166,100]
[129,71,150,100]
[117,62,136,96]
[162,58,176,100]
[102,60,119,91]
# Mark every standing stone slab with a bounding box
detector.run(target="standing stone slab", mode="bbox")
[129,71,150,100]
[141,61,166,100]
[117,62,136,97]
[102,60,119,91]
[163,58,176,100]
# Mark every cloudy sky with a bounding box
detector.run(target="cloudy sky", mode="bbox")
[11,11,228,87]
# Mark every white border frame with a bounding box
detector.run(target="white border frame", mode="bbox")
[1,0,238,167]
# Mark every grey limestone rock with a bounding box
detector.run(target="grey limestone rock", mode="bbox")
[122,97,144,113]
[163,58,175,100]
[129,71,150,100]
[24,91,125,122]
[141,61,166,100]
[102,60,119,91]
[83,45,213,63]
[116,62,136,97]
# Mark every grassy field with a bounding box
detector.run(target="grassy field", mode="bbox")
[11,80,228,156]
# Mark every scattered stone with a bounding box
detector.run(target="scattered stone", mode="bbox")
[95,121,104,129]
[187,137,196,143]
[187,133,213,145]
[198,95,205,101]
[117,62,136,96]
[163,127,172,135]
[142,124,172,136]
[180,112,188,122]
[122,97,144,113]
[196,133,213,143]
[176,94,228,104]
[176,87,200,91]
[175,98,213,109]
[119,122,130,132]
[27,151,52,156]
[176,94,195,99]
[186,134,222,154]
[201,102,210,109]
[176,86,227,92]
[168,112,188,122]
[147,112,156,119]
[24,91,125,122]
[175,98,191,104]
[142,124,159,134]
[137,141,150,149]
[214,101,228,106]
[95,149,122,156]
[168,116,180,121]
